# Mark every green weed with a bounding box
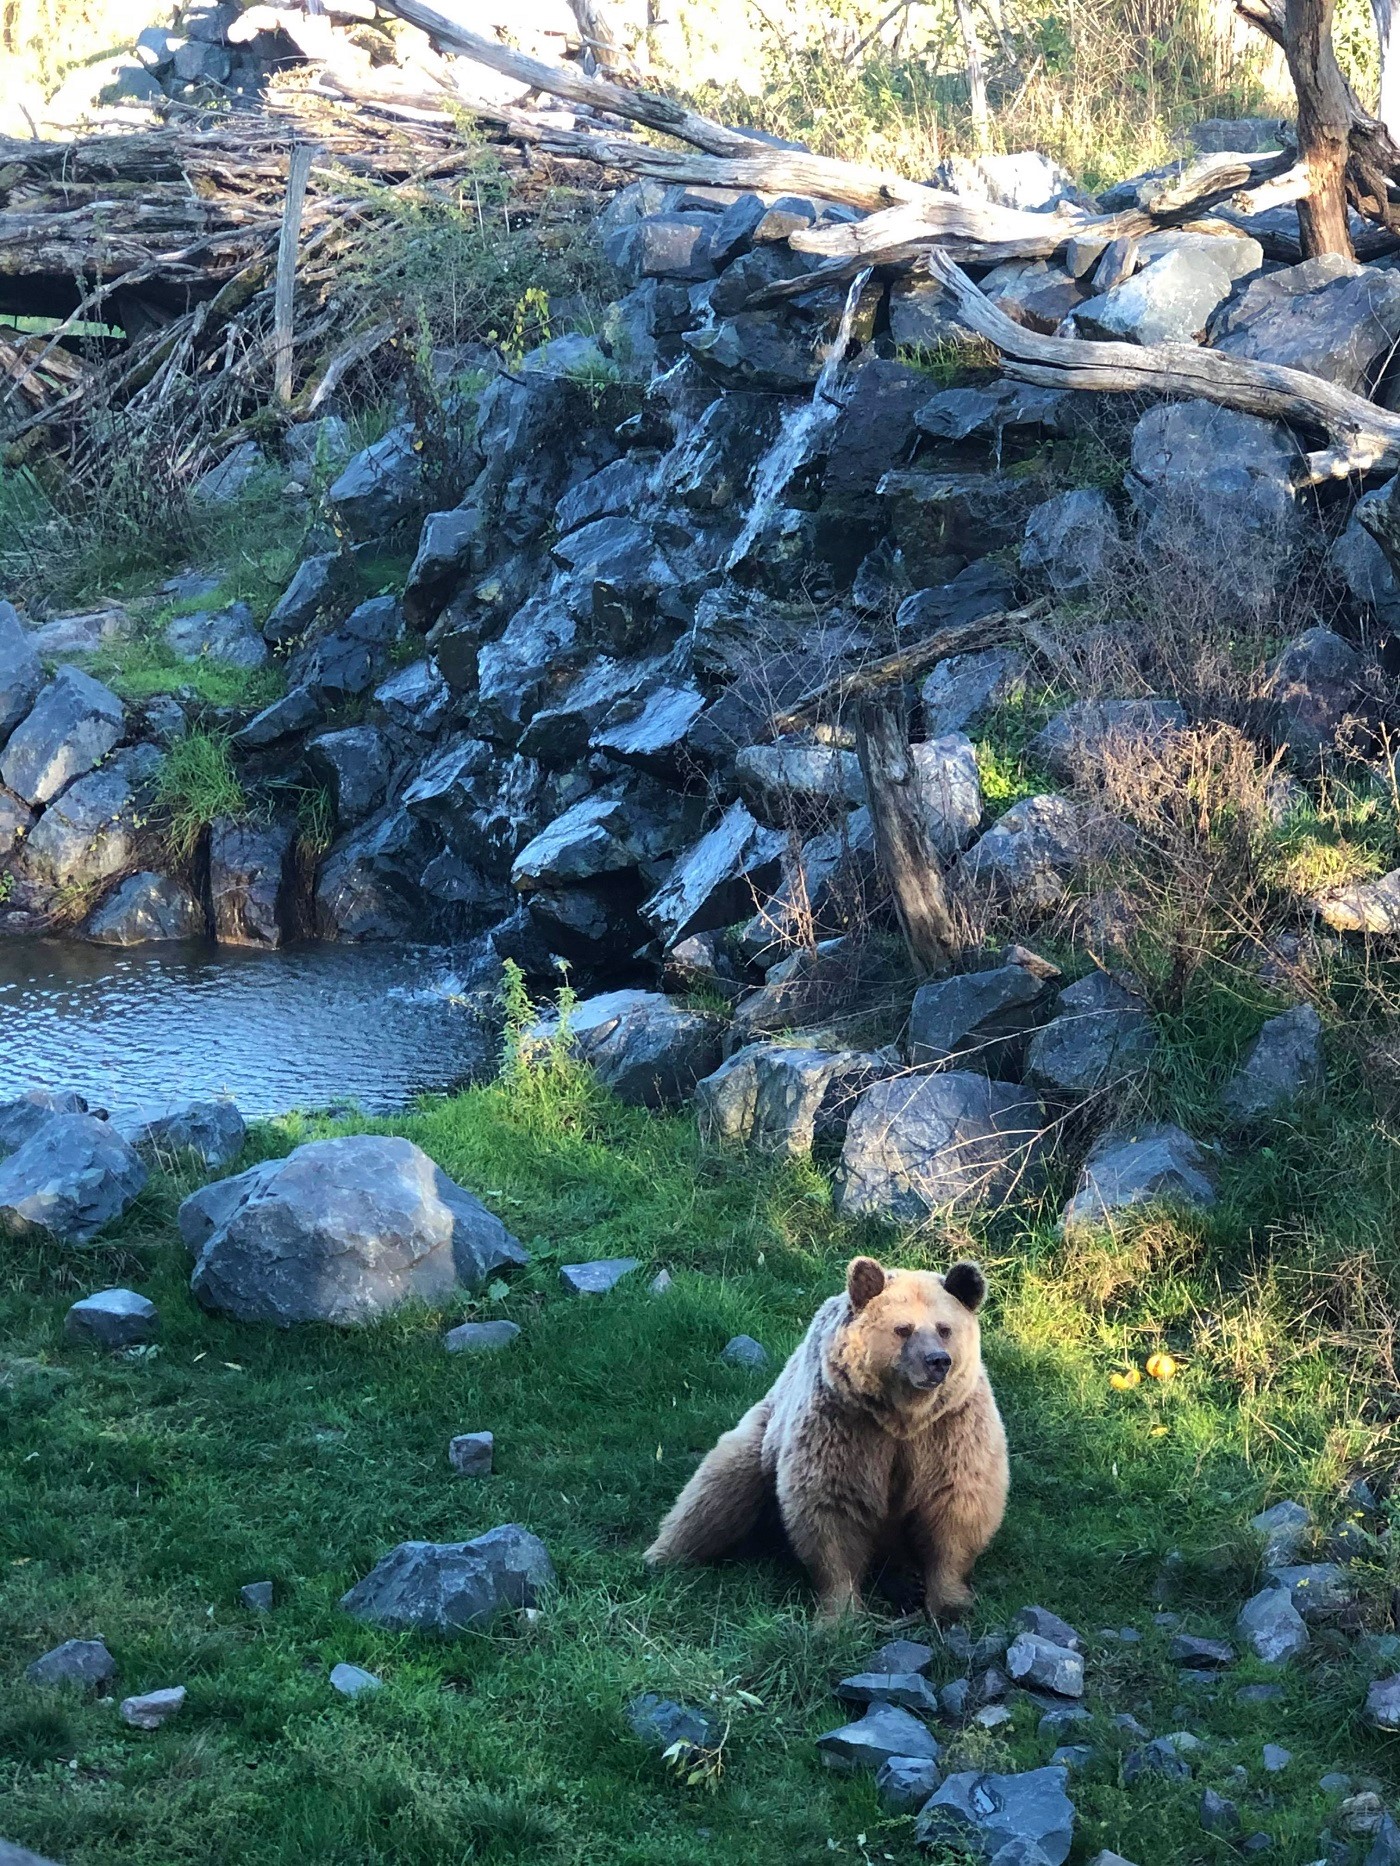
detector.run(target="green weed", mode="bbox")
[153,731,248,864]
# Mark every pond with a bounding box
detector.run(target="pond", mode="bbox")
[0,939,499,1119]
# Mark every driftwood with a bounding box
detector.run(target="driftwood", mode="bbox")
[856,696,960,975]
[924,248,1400,482]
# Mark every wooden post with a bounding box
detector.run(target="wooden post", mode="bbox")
[273,142,314,404]
[1283,0,1355,257]
[953,0,989,144]
[855,694,958,977]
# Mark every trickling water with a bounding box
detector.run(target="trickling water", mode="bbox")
[0,939,498,1119]
[725,265,875,573]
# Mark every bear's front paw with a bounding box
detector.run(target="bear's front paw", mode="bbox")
[924,1576,974,1622]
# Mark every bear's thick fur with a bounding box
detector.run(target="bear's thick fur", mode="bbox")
[645,1255,1008,1620]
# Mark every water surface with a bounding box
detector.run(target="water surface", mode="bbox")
[0,939,497,1119]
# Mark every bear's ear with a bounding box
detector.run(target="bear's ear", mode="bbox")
[943,1259,988,1312]
[846,1256,887,1311]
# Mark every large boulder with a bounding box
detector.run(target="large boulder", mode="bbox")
[1031,698,1186,783]
[165,602,267,669]
[1330,483,1400,629]
[0,600,43,744]
[1221,1004,1325,1124]
[898,561,1018,641]
[1061,1123,1216,1232]
[836,1073,1049,1220]
[0,1113,147,1243]
[734,744,865,825]
[182,1134,527,1325]
[915,1765,1075,1863]
[15,745,161,895]
[0,666,124,807]
[529,989,724,1107]
[1263,626,1370,769]
[878,469,1050,579]
[209,816,293,947]
[287,595,401,705]
[953,794,1086,913]
[906,964,1056,1075]
[1072,248,1233,344]
[328,422,428,539]
[403,505,482,630]
[123,1099,246,1170]
[305,726,392,829]
[340,1525,554,1632]
[695,1043,892,1157]
[922,647,1029,738]
[510,797,642,891]
[1211,255,1400,392]
[0,1089,89,1154]
[263,553,339,646]
[1024,971,1156,1097]
[642,802,785,949]
[1020,489,1119,594]
[910,733,985,856]
[84,871,205,944]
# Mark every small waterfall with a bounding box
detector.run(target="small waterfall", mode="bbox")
[725,265,875,573]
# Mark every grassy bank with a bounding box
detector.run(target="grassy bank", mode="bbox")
[3,1017,1400,1866]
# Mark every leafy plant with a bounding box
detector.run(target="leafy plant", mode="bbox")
[154,731,248,864]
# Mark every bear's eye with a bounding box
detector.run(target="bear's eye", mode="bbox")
[936,1323,952,1341]
[894,1323,914,1340]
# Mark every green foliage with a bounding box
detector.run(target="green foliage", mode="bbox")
[153,731,248,863]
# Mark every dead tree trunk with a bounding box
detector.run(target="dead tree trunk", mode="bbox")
[854,696,959,977]
[953,0,990,143]
[1284,0,1357,255]
[568,0,625,74]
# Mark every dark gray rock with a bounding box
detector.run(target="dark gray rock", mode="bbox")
[922,647,1029,738]
[734,744,865,823]
[684,312,829,393]
[329,1662,381,1697]
[192,441,261,502]
[1265,1561,1353,1620]
[510,798,640,891]
[306,727,392,829]
[448,1431,493,1476]
[232,686,322,750]
[837,1072,1049,1220]
[817,1704,940,1774]
[1222,1004,1325,1124]
[529,989,724,1108]
[0,600,43,744]
[288,595,400,705]
[374,658,453,738]
[1016,1607,1083,1651]
[876,1754,942,1812]
[953,794,1086,914]
[183,1135,526,1325]
[916,380,1074,444]
[84,872,205,945]
[1023,972,1156,1098]
[1006,1633,1084,1698]
[403,506,482,630]
[263,553,339,646]
[1073,248,1233,344]
[1367,1814,1400,1866]
[124,1099,245,1169]
[906,964,1055,1076]
[63,1287,158,1348]
[1170,1633,1235,1668]
[1264,627,1369,769]
[560,1257,640,1294]
[1251,1498,1311,1564]
[1020,489,1119,594]
[166,602,267,669]
[475,595,583,746]
[240,1581,273,1611]
[328,423,427,539]
[1236,1586,1309,1663]
[1200,1788,1241,1835]
[445,1319,520,1353]
[625,1693,720,1751]
[340,1525,554,1632]
[870,1638,935,1675]
[899,561,1019,644]
[25,1637,116,1689]
[1262,1743,1292,1772]
[1211,255,1400,392]
[1122,1732,1201,1783]
[909,734,985,856]
[0,1114,146,1243]
[0,665,124,808]
[556,456,657,532]
[888,272,965,348]
[1366,1673,1400,1729]
[879,469,1050,579]
[1061,1123,1216,1233]
[0,1089,87,1155]
[720,1334,770,1370]
[1331,483,1400,628]
[209,816,293,947]
[119,1684,186,1729]
[642,802,785,949]
[915,1765,1075,1863]
[15,745,161,897]
[605,213,715,282]
[1189,116,1287,152]
[1031,699,1186,783]
[837,1671,941,1715]
[591,682,706,777]
[0,785,36,860]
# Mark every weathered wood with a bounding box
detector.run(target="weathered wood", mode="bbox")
[273,143,315,403]
[771,603,1047,734]
[856,696,960,976]
[924,247,1400,482]
[1285,0,1355,256]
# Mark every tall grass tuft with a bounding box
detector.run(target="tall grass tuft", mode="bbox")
[154,731,247,865]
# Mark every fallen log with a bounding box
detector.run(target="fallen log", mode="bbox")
[923,248,1400,482]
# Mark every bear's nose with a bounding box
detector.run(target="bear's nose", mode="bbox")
[922,1347,952,1383]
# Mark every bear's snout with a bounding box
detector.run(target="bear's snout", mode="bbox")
[904,1331,953,1389]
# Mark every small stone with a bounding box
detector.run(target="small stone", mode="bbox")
[1051,1743,1093,1770]
[1251,1498,1312,1565]
[975,1704,1014,1730]
[720,1334,769,1370]
[940,1678,971,1720]
[1201,1787,1242,1834]
[63,1288,159,1350]
[25,1638,115,1689]
[1236,1683,1285,1704]
[1364,1673,1400,1731]
[875,1753,942,1812]
[329,1662,382,1698]
[340,1526,555,1633]
[649,1270,673,1295]
[1237,1585,1310,1662]
[120,1686,186,1729]
[622,1693,719,1759]
[1241,1835,1274,1855]
[1016,1606,1084,1652]
[1112,1713,1149,1738]
[1087,1855,1140,1866]
[1262,1744,1292,1772]
[1320,1772,1351,1796]
[1006,1632,1085,1698]
[1123,1732,1200,1783]
[1169,1633,1235,1669]
[817,1704,940,1773]
[448,1432,494,1477]
[445,1320,520,1353]
[1153,1611,1181,1627]
[1039,1706,1092,1738]
[560,1258,640,1295]
[972,1629,1010,1666]
[870,1638,936,1675]
[836,1671,941,1715]
[240,1581,273,1612]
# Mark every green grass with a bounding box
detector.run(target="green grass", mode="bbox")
[4,1007,1400,1866]
[152,732,249,863]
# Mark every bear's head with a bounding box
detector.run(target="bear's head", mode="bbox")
[829,1255,987,1414]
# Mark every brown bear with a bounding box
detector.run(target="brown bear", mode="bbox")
[645,1255,1007,1621]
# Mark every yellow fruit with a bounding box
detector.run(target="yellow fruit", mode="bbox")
[1146,1353,1178,1381]
[1109,1369,1142,1391]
